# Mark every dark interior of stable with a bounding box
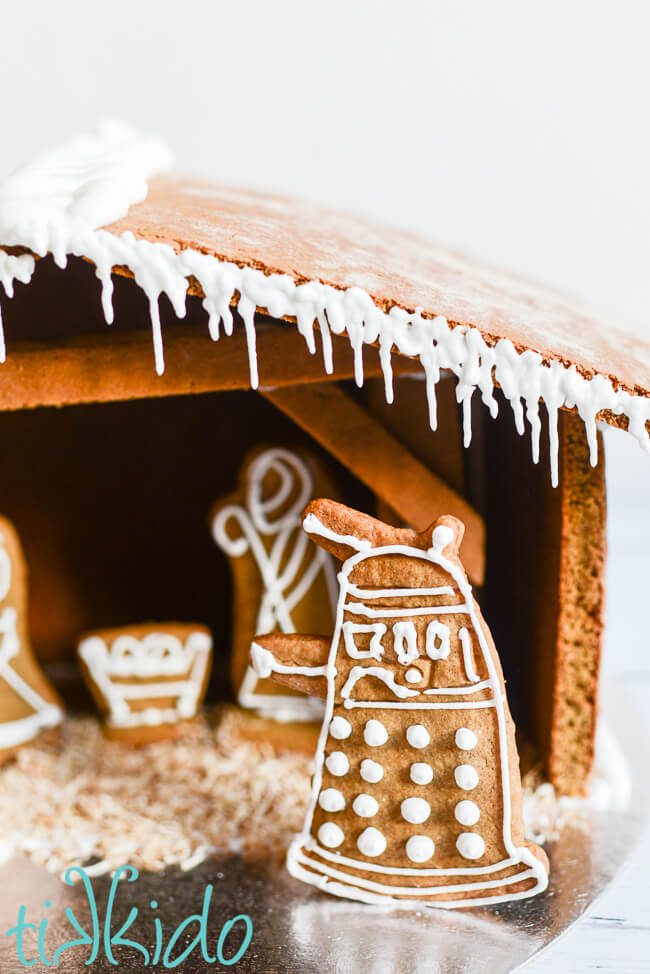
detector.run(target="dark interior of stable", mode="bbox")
[0,256,560,773]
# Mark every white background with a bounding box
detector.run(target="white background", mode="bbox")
[2,2,650,969]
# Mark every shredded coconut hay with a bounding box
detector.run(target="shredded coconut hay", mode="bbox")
[521,721,630,844]
[522,771,590,844]
[0,709,312,876]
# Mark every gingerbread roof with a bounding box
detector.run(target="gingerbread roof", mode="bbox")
[1,124,649,485]
[110,175,650,398]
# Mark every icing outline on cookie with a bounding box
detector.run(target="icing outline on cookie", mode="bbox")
[253,515,549,908]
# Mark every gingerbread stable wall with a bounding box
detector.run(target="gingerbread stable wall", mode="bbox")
[483,400,605,796]
[0,255,605,795]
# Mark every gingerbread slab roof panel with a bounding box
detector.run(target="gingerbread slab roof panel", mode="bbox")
[1,123,650,486]
[109,175,650,396]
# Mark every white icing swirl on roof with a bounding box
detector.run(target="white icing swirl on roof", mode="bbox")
[0,121,171,362]
[0,125,649,486]
[0,122,171,253]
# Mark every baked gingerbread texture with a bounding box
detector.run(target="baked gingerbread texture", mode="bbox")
[251,499,549,908]
[0,516,63,761]
[77,622,212,744]
[0,134,622,796]
[483,404,606,796]
[211,445,338,722]
[536,412,606,795]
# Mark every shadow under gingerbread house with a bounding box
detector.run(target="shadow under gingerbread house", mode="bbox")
[0,128,648,822]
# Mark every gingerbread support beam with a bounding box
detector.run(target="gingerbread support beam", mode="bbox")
[262,383,485,586]
[0,325,419,413]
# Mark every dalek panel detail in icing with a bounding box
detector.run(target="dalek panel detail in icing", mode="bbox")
[251,500,549,908]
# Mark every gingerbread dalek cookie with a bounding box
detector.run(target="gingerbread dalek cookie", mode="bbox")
[0,516,63,761]
[77,623,212,743]
[251,500,549,908]
[211,446,338,722]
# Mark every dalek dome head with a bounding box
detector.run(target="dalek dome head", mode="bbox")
[346,546,461,594]
[301,501,468,593]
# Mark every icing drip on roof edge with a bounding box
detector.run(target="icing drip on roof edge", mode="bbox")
[1,124,649,487]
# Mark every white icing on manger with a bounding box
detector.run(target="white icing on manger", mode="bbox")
[78,630,211,728]
[0,126,649,487]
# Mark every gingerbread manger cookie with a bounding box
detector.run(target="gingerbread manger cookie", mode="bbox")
[211,446,338,722]
[77,622,212,744]
[251,499,549,908]
[0,517,63,760]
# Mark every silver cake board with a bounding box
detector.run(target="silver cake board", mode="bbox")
[0,682,647,974]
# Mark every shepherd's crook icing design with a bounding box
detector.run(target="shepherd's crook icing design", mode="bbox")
[250,500,549,909]
[212,448,337,721]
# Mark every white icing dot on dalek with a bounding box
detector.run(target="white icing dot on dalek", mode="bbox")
[77,624,212,743]
[249,498,550,909]
[0,518,63,758]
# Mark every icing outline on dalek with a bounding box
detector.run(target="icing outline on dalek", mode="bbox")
[212,447,337,721]
[78,630,212,729]
[251,500,549,909]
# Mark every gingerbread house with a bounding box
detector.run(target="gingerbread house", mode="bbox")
[0,124,646,797]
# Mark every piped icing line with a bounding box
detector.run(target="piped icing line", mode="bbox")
[302,513,372,552]
[343,600,470,618]
[213,451,336,636]
[342,698,496,710]
[342,622,386,661]
[212,447,335,722]
[1,126,649,482]
[77,630,211,728]
[287,847,540,908]
[345,583,455,599]
[459,626,481,683]
[0,536,63,747]
[260,526,548,907]
[250,642,328,679]
[340,665,420,700]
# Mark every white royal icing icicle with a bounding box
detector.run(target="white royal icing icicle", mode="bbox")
[0,251,35,363]
[1,125,649,484]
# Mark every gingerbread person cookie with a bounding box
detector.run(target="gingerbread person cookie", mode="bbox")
[211,446,338,722]
[0,516,63,761]
[250,499,549,908]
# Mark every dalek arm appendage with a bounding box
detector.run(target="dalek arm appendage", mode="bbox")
[250,633,329,700]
